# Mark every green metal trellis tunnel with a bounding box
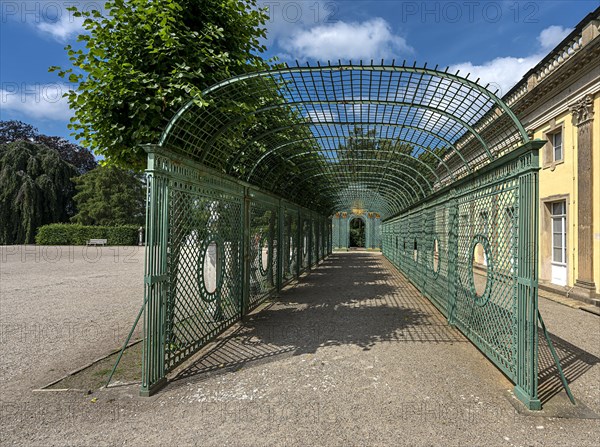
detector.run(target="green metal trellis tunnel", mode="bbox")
[140,62,550,410]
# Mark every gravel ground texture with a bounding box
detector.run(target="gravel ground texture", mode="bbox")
[0,245,145,391]
[1,248,599,446]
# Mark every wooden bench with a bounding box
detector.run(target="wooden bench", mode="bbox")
[86,238,107,246]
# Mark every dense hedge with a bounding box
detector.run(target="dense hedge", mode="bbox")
[36,224,141,245]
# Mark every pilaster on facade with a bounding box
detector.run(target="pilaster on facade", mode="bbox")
[570,94,597,299]
[570,94,595,126]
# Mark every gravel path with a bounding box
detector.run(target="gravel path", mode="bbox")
[0,245,145,391]
[1,250,599,446]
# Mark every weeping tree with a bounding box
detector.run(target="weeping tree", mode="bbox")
[0,120,97,174]
[0,141,77,244]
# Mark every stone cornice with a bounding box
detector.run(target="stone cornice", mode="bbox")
[510,37,600,117]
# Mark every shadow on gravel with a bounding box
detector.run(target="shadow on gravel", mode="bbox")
[171,253,465,386]
[538,329,600,405]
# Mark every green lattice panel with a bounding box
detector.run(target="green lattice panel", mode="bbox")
[332,216,340,248]
[283,208,298,281]
[301,219,310,270]
[452,180,519,379]
[249,200,279,310]
[312,219,318,266]
[165,179,243,371]
[419,203,451,316]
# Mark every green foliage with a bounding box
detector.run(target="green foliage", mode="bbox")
[0,120,97,174]
[202,75,334,211]
[36,223,139,245]
[51,0,269,168]
[336,126,448,183]
[71,166,145,226]
[0,120,37,144]
[0,141,78,244]
[349,218,365,247]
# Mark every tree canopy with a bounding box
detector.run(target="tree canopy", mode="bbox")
[71,166,146,226]
[336,126,448,184]
[0,120,97,174]
[0,141,78,244]
[51,0,270,168]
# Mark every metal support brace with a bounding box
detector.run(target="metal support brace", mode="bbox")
[537,309,576,405]
[106,296,146,388]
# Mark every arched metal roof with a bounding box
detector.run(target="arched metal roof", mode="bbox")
[159,62,529,218]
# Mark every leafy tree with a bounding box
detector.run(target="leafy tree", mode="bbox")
[0,141,78,244]
[51,0,269,168]
[349,218,365,247]
[336,126,448,183]
[37,135,98,174]
[0,120,37,144]
[71,166,146,226]
[0,120,97,174]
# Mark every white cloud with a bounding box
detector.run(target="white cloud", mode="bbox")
[450,54,542,96]
[1,84,74,121]
[449,25,572,95]
[538,25,572,50]
[36,14,85,41]
[281,18,413,61]
[261,1,338,43]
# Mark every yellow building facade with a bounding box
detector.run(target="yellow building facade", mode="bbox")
[504,9,599,303]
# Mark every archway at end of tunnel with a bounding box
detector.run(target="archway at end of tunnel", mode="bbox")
[349,217,366,248]
[131,62,574,412]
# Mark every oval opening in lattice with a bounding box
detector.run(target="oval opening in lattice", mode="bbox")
[259,235,269,275]
[198,235,225,303]
[433,238,440,274]
[288,236,294,264]
[413,239,418,262]
[203,241,219,294]
[472,242,488,298]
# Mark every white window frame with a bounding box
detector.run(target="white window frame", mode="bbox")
[551,129,563,162]
[551,201,567,266]
[542,120,565,169]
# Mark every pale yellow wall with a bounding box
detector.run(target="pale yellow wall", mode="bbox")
[535,109,577,288]
[535,93,600,294]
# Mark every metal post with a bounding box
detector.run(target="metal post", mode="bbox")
[514,147,542,410]
[140,153,169,396]
[277,201,284,291]
[241,188,251,316]
[296,211,302,277]
[447,193,458,325]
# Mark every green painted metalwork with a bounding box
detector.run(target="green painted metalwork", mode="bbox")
[382,141,546,409]
[537,309,576,405]
[159,62,530,219]
[140,145,330,396]
[332,211,382,250]
[137,62,571,410]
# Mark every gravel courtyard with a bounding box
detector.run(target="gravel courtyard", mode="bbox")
[1,248,599,446]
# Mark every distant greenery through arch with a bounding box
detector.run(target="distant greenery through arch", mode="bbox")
[349,218,365,248]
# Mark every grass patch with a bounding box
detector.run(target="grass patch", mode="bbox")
[47,341,142,391]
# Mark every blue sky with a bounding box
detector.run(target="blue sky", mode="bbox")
[1,0,598,144]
